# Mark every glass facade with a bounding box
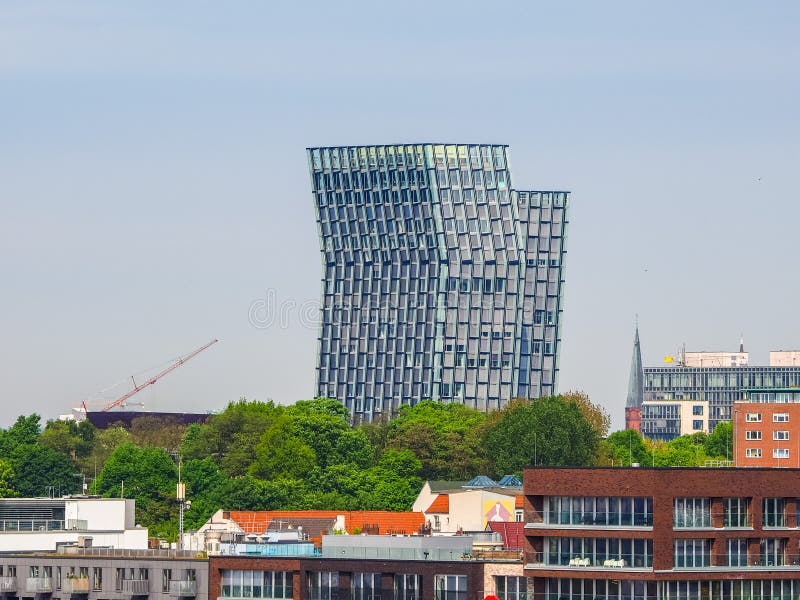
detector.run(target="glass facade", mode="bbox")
[220,570,294,599]
[544,496,653,526]
[544,537,653,567]
[309,144,569,419]
[643,366,800,430]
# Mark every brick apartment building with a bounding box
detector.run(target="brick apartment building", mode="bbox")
[733,389,800,468]
[524,467,800,599]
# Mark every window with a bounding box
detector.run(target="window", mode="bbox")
[162,570,171,593]
[93,567,102,591]
[773,448,790,459]
[692,420,703,430]
[309,572,338,600]
[746,448,762,458]
[746,413,762,422]
[494,576,526,600]
[674,498,711,528]
[674,539,711,568]
[546,537,653,568]
[745,430,762,440]
[774,413,789,422]
[761,538,786,566]
[434,575,466,600]
[221,571,294,599]
[352,573,381,600]
[774,431,790,440]
[692,405,704,416]
[395,575,420,600]
[727,538,748,567]
[115,569,124,591]
[723,498,750,527]
[763,498,785,527]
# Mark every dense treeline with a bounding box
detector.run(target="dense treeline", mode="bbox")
[0,392,732,540]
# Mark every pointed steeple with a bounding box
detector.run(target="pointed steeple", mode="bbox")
[739,334,744,353]
[626,324,644,409]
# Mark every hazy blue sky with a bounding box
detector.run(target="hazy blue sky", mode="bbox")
[1,1,798,429]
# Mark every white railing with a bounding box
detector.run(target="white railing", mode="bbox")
[0,577,16,593]
[122,579,151,595]
[26,577,53,593]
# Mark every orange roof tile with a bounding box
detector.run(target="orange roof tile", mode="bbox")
[515,494,524,509]
[227,510,424,536]
[425,494,450,514]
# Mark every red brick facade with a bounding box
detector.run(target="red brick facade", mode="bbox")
[733,402,800,468]
[524,467,800,598]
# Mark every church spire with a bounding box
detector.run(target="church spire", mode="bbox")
[626,324,644,409]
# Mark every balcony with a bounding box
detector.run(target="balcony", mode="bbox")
[122,579,151,596]
[169,581,197,597]
[26,577,53,594]
[62,578,90,595]
[0,577,16,593]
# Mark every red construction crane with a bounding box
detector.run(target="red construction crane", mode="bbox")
[93,339,219,412]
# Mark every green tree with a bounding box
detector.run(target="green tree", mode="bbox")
[0,414,42,454]
[704,422,733,460]
[39,420,94,462]
[386,401,488,479]
[485,396,599,473]
[561,391,611,438]
[601,429,652,466]
[249,417,317,479]
[0,458,17,497]
[10,444,80,497]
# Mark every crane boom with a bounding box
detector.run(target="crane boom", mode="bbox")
[101,339,219,412]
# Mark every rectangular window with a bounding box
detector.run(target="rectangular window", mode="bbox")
[162,570,171,593]
[763,498,785,527]
[395,574,420,600]
[308,572,338,600]
[745,430,762,440]
[727,538,748,567]
[773,448,790,459]
[674,498,711,528]
[93,567,102,591]
[692,420,703,430]
[494,576,527,600]
[746,413,762,422]
[746,448,762,458]
[673,538,711,568]
[774,413,789,422]
[723,498,750,527]
[774,431,790,440]
[692,405,703,416]
[351,573,380,600]
[434,575,466,600]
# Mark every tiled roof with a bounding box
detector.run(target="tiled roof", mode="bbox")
[487,521,525,550]
[227,510,424,537]
[425,494,450,514]
[265,516,337,539]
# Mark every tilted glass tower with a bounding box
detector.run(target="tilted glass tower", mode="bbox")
[308,144,569,420]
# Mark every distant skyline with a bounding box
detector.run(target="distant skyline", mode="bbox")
[1,1,798,429]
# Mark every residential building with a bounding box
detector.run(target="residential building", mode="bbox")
[524,466,800,599]
[210,534,526,600]
[733,389,800,468]
[0,497,147,552]
[308,144,569,420]
[413,477,524,534]
[640,399,710,441]
[0,548,207,600]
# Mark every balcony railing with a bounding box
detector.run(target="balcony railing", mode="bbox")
[122,579,151,595]
[26,577,53,594]
[0,519,86,532]
[0,577,17,593]
[169,581,197,597]
[62,578,90,595]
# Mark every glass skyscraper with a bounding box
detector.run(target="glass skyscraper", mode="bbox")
[308,144,569,420]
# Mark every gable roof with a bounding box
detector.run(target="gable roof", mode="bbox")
[425,494,450,514]
[487,521,525,550]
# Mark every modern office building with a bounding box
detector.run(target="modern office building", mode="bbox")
[524,466,800,599]
[308,144,569,420]
[733,389,800,468]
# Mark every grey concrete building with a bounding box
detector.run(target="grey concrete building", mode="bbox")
[308,144,569,420]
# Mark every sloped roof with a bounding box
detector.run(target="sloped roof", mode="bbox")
[464,475,498,488]
[498,475,523,487]
[265,516,337,539]
[515,495,524,509]
[227,510,424,537]
[487,521,525,550]
[425,494,450,514]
